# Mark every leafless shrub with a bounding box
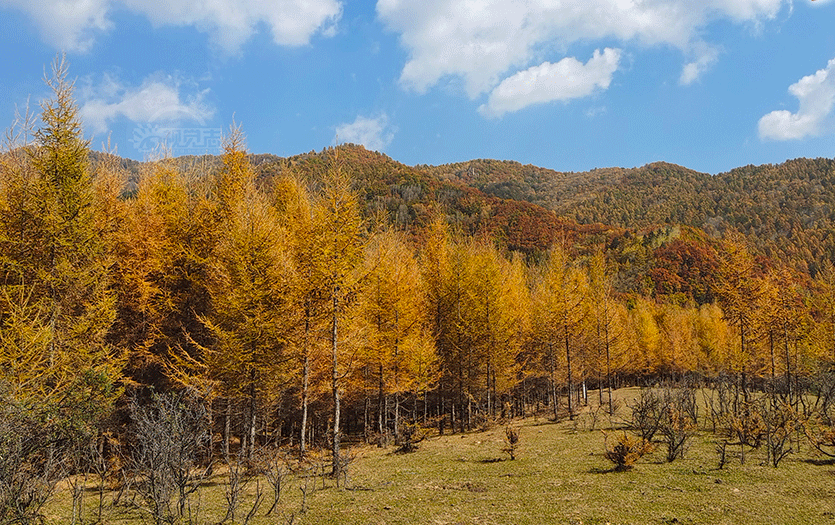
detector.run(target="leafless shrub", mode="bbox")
[759,399,799,468]
[0,398,66,525]
[628,388,664,442]
[804,412,835,460]
[724,402,765,464]
[705,375,735,433]
[659,401,697,462]
[254,446,291,516]
[222,456,263,525]
[629,385,698,462]
[658,386,698,462]
[127,391,210,525]
[811,371,835,424]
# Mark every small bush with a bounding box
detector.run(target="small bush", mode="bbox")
[759,399,798,467]
[804,414,835,458]
[395,422,430,454]
[603,431,654,471]
[659,402,697,462]
[502,425,520,460]
[127,391,210,524]
[724,402,765,464]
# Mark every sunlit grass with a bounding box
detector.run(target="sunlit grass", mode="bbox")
[45,387,835,525]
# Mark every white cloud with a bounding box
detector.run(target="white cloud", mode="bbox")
[80,73,215,134]
[377,0,785,97]
[0,0,341,53]
[759,58,835,140]
[334,114,395,152]
[479,48,621,118]
[0,0,111,52]
[680,45,721,85]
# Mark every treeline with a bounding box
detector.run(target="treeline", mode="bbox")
[4,60,835,503]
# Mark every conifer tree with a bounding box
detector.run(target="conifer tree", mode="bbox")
[0,55,120,407]
[358,230,434,440]
[534,245,587,420]
[312,153,365,479]
[202,125,295,458]
[111,160,189,386]
[811,261,835,368]
[587,250,622,414]
[714,234,762,401]
[692,302,730,376]
[274,174,324,457]
[419,217,456,427]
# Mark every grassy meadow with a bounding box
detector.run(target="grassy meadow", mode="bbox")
[45,387,835,525]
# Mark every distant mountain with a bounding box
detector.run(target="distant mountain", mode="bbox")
[428,156,835,275]
[94,144,835,279]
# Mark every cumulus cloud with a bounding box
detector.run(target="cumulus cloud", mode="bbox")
[334,114,395,152]
[0,0,341,53]
[377,0,785,97]
[80,73,215,134]
[759,57,835,140]
[0,0,111,52]
[479,48,621,118]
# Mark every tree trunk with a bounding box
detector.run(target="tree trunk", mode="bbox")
[605,327,614,416]
[300,309,311,458]
[565,323,574,420]
[223,398,231,460]
[300,354,310,457]
[331,287,342,480]
[248,372,257,460]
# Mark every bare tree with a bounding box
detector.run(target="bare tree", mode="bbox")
[0,396,66,525]
[127,392,210,525]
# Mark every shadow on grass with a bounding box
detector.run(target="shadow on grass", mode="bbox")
[803,457,835,466]
[587,466,633,474]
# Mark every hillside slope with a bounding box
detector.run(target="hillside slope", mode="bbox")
[430,156,835,273]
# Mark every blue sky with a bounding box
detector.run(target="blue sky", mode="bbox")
[1,0,834,175]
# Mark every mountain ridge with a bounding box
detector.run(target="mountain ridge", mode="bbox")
[90,146,835,276]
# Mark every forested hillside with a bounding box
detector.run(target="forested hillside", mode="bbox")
[432,157,835,274]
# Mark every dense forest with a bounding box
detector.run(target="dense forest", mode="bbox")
[4,59,835,523]
[431,157,835,275]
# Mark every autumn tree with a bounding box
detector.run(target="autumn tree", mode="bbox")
[811,261,835,368]
[759,269,807,400]
[656,303,698,379]
[419,217,459,430]
[713,234,763,401]
[0,55,121,408]
[533,245,587,420]
[627,298,661,378]
[273,174,324,457]
[693,302,732,376]
[587,249,624,414]
[0,57,122,520]
[312,154,366,480]
[201,125,295,459]
[358,230,436,441]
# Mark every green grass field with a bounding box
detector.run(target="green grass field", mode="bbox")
[46,388,835,525]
